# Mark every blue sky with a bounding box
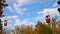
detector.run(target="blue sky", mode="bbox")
[2,0,60,29]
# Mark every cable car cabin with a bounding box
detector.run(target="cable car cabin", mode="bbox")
[57,1,60,5]
[4,20,7,26]
[45,15,50,23]
[46,15,50,17]
[57,8,60,13]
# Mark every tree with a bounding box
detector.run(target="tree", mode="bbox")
[35,21,52,34]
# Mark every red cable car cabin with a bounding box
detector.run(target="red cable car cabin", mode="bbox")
[45,15,50,23]
[4,20,7,26]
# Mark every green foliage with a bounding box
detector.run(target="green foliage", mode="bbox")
[35,21,52,34]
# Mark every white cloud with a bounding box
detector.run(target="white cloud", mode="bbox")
[52,0,60,7]
[35,15,45,22]
[38,8,60,17]
[36,8,60,22]
[6,0,27,15]
[27,22,35,26]
[14,19,27,26]
[13,3,21,13]
[43,8,60,17]
[23,8,27,11]
[13,3,26,14]
[14,0,43,5]
[6,15,18,19]
[6,6,14,12]
[52,1,59,8]
[15,0,51,5]
[6,0,50,6]
[52,2,58,7]
[37,11,43,15]
[14,18,35,27]
[6,0,51,15]
[16,0,30,5]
